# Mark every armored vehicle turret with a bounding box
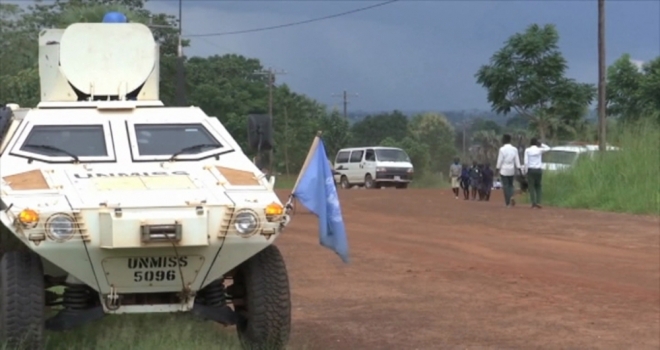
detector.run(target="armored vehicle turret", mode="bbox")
[0,15,291,350]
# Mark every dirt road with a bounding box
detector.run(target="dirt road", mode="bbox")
[275,189,660,350]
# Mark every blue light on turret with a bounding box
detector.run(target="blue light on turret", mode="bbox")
[102,12,128,23]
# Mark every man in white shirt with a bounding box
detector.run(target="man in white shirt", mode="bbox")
[523,137,551,208]
[496,134,521,207]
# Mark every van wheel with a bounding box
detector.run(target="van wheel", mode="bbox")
[0,251,45,350]
[339,176,350,189]
[364,174,375,189]
[232,245,291,350]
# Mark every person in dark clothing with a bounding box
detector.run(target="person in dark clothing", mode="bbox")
[476,164,486,200]
[481,163,494,201]
[459,164,471,200]
[468,161,481,200]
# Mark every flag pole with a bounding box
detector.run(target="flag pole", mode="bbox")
[285,131,322,215]
[292,130,323,193]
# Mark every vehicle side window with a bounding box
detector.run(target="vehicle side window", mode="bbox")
[335,151,350,164]
[365,149,375,161]
[349,150,364,163]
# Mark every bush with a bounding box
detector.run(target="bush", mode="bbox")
[541,121,660,215]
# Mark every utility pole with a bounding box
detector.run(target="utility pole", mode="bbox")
[255,67,287,172]
[332,90,358,119]
[597,0,607,152]
[175,0,186,106]
[457,118,473,159]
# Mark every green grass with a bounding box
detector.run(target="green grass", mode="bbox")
[273,175,297,190]
[0,314,239,350]
[2,313,305,350]
[538,121,660,215]
[409,172,450,189]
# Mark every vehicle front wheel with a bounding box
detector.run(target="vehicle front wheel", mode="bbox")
[231,245,291,350]
[0,251,45,350]
[340,176,350,189]
[364,174,375,189]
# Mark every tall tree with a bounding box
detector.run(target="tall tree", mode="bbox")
[408,112,456,174]
[607,55,660,124]
[349,110,408,146]
[475,23,596,141]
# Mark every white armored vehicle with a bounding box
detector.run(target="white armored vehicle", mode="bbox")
[0,16,291,350]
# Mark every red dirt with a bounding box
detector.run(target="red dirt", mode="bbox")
[275,189,660,350]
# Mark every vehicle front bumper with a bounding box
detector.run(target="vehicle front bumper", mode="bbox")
[375,168,413,182]
[0,203,286,298]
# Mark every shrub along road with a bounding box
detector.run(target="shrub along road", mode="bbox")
[277,189,660,350]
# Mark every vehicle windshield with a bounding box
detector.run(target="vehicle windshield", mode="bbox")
[20,125,107,157]
[542,150,578,165]
[375,149,410,162]
[134,124,222,156]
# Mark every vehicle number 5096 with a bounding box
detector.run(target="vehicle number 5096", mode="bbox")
[134,270,177,282]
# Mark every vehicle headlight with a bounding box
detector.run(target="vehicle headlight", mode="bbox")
[233,210,260,237]
[45,213,76,241]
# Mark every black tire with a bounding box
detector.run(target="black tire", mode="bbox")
[364,174,375,189]
[0,251,45,350]
[233,245,291,350]
[340,176,350,189]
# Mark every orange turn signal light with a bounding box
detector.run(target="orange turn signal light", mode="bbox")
[265,203,284,216]
[18,208,40,226]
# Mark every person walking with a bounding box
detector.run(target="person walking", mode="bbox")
[496,134,522,207]
[468,161,481,200]
[523,137,551,208]
[449,157,462,199]
[459,164,470,200]
[481,163,494,201]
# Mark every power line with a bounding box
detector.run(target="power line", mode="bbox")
[185,0,400,38]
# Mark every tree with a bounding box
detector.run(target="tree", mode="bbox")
[318,108,350,161]
[380,136,430,174]
[470,130,500,164]
[408,112,456,174]
[475,23,596,141]
[349,110,408,146]
[607,54,660,123]
[470,118,502,135]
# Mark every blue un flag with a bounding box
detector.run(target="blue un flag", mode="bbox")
[292,137,349,263]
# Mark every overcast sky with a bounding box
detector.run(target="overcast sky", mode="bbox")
[13,0,660,111]
[146,0,659,112]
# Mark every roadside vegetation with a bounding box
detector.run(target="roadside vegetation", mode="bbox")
[1,314,305,350]
[541,121,660,215]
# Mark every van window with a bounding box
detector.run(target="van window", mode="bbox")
[542,150,578,165]
[365,149,375,161]
[375,148,410,162]
[335,151,350,164]
[349,150,364,163]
